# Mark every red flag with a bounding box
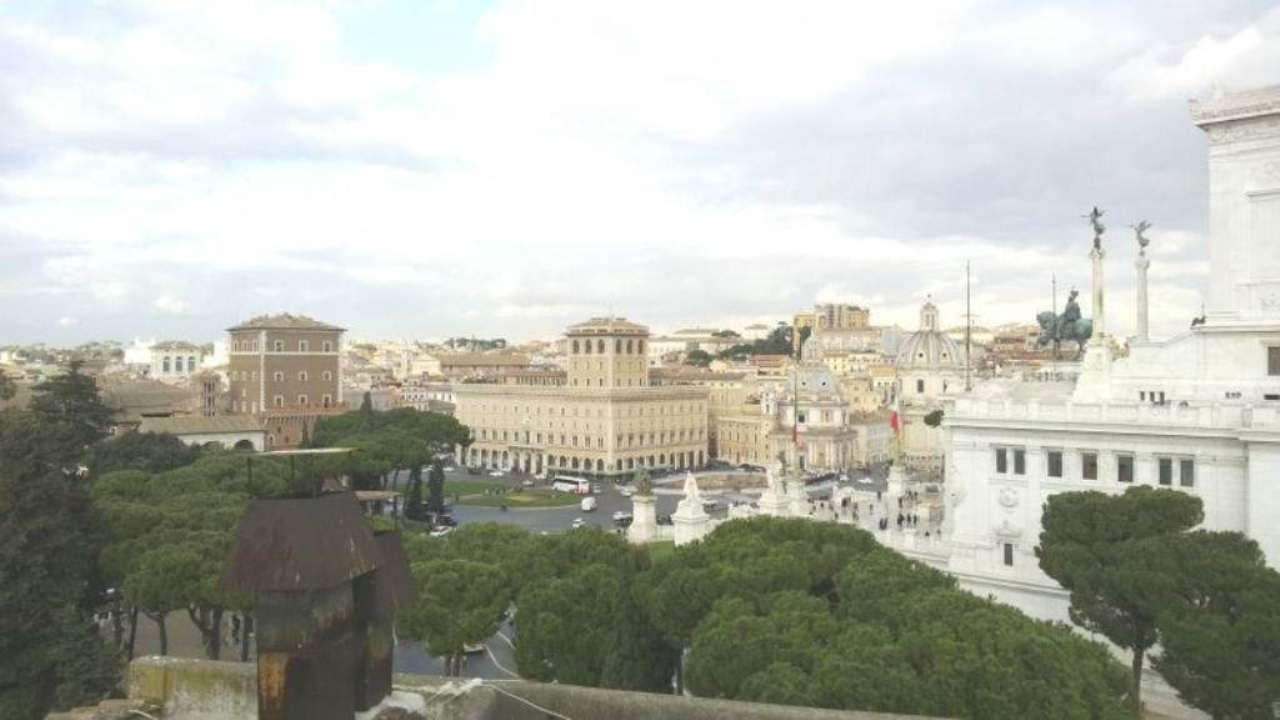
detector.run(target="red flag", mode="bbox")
[889,393,900,434]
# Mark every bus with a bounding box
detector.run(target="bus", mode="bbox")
[552,475,592,494]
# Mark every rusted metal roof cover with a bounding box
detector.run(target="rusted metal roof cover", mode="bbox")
[373,531,415,611]
[223,492,380,592]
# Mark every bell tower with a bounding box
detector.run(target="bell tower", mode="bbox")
[564,317,650,389]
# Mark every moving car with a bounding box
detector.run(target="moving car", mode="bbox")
[580,496,598,512]
[619,486,634,497]
[571,517,588,529]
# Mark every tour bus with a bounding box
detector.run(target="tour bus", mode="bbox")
[552,475,592,495]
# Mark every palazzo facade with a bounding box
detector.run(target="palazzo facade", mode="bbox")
[453,317,709,476]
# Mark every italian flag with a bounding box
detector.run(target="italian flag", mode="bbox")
[889,393,900,434]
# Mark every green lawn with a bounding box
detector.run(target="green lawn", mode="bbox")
[443,479,507,496]
[458,489,580,508]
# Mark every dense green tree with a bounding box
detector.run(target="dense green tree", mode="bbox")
[1139,531,1280,719]
[1037,487,1204,708]
[0,410,119,719]
[401,559,510,676]
[599,590,679,692]
[515,563,623,685]
[685,349,712,367]
[29,360,115,450]
[426,461,445,514]
[0,367,15,401]
[404,465,426,521]
[87,431,202,476]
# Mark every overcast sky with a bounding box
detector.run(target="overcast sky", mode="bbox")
[1,1,1278,345]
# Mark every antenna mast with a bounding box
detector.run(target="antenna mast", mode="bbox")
[965,261,972,391]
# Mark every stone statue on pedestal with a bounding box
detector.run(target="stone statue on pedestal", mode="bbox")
[1132,220,1151,254]
[1084,206,1106,251]
[1036,289,1093,360]
[634,468,652,496]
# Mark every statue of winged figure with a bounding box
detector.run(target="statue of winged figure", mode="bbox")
[1132,220,1151,253]
[1084,206,1106,250]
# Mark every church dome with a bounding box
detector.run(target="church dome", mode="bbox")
[895,301,963,370]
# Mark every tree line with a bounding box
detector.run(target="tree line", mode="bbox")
[0,363,470,719]
[401,518,1131,718]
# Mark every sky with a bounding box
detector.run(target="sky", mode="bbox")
[1,0,1278,345]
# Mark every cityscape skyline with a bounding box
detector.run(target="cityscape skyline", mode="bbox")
[4,2,1280,344]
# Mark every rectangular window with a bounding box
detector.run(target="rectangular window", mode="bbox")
[995,448,1008,474]
[1180,459,1195,488]
[1003,543,1014,567]
[1159,458,1173,486]
[1117,455,1134,483]
[1269,347,1280,376]
[1013,449,1026,475]
[1082,452,1098,480]
[1047,451,1063,478]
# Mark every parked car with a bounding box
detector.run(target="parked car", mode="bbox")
[656,514,673,526]
[571,517,587,529]
[619,486,635,497]
[522,479,535,488]
[489,470,504,477]
[431,513,457,528]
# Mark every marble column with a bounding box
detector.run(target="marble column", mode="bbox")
[1091,245,1106,339]
[1135,251,1150,343]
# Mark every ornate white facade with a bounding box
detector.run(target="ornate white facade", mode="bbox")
[941,86,1280,625]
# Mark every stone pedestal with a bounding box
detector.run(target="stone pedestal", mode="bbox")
[786,476,810,516]
[672,473,710,546]
[757,487,790,516]
[627,494,657,545]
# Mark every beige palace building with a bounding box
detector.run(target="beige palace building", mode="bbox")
[227,313,344,448]
[453,317,709,476]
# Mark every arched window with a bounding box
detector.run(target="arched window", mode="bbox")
[916,379,925,394]
[638,340,646,353]
[298,371,308,382]
[323,371,333,381]
[615,339,622,354]
[585,340,592,354]
[273,395,284,408]
[597,339,605,354]
[298,395,308,406]
[572,340,579,354]
[188,356,196,370]
[322,341,333,352]
[273,340,284,352]
[321,394,332,408]
[626,339,633,353]
[162,357,171,373]
[274,371,284,382]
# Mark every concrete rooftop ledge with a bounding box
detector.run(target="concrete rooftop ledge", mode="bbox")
[71,656,946,720]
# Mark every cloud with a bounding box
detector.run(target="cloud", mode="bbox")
[0,0,1270,345]
[154,295,190,316]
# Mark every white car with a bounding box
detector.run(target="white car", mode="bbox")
[489,470,504,477]
[430,527,454,538]
[619,487,634,497]
[571,517,587,529]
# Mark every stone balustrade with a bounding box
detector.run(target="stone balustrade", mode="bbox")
[950,397,1280,430]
